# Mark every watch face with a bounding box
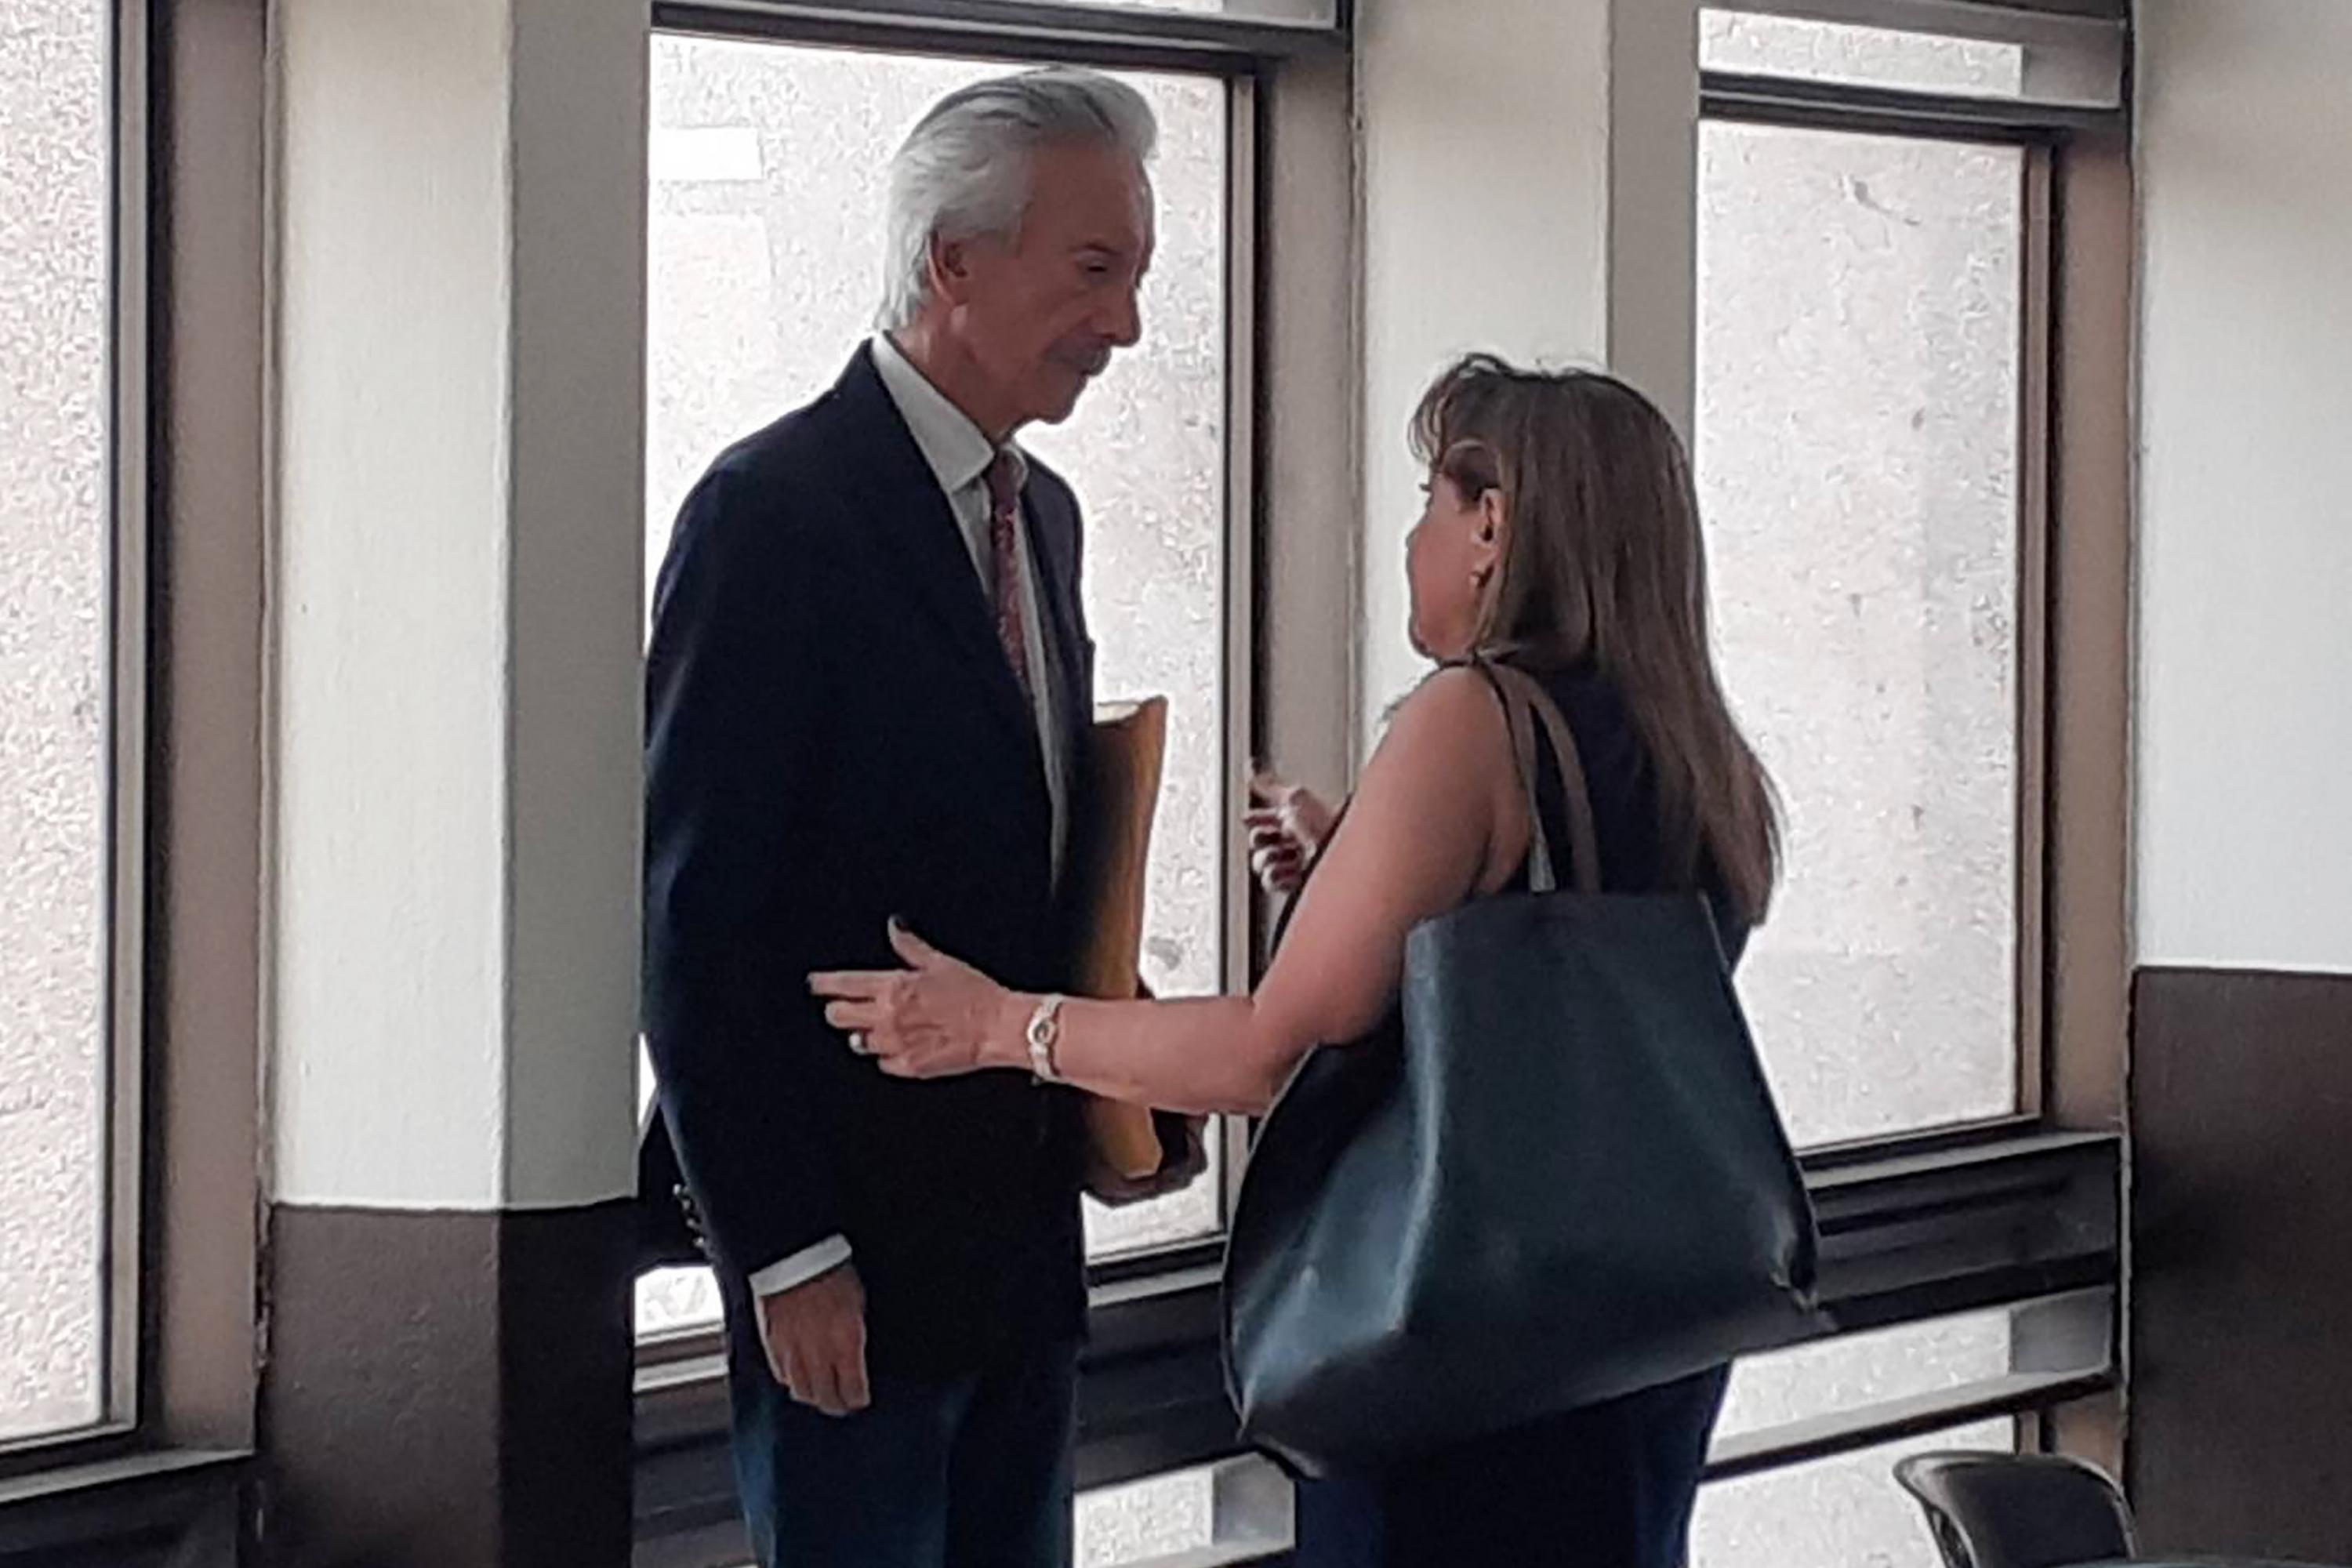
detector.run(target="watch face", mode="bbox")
[1026,1000,1062,1080]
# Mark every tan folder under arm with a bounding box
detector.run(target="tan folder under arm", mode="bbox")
[1071,697,1172,1179]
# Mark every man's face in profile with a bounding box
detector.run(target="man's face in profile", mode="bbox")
[950,142,1155,430]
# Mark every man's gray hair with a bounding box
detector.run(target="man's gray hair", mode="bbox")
[879,67,1157,331]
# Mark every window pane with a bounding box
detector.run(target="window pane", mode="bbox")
[0,0,114,1444]
[1080,1467,1214,1566]
[1701,12,2024,97]
[641,40,1231,1332]
[1694,1420,2014,1568]
[1717,1312,2013,1443]
[1697,120,2024,1148]
[1698,9,2125,110]
[1079,1457,1291,1567]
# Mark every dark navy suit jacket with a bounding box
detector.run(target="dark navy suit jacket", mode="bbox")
[642,346,1098,1374]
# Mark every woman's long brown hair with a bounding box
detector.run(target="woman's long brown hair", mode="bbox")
[1410,354,1781,924]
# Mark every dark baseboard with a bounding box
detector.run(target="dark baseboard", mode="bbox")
[259,1199,635,1568]
[2131,964,2352,1560]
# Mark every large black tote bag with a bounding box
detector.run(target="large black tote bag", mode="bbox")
[1222,662,1824,1478]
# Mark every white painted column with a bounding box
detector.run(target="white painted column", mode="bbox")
[273,0,644,1212]
[2133,0,2352,975]
[267,0,647,1556]
[1352,0,1700,740]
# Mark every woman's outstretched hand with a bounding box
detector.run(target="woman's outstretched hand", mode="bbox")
[1246,770,1338,896]
[810,920,1018,1080]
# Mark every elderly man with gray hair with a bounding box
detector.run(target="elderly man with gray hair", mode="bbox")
[643,67,1187,1566]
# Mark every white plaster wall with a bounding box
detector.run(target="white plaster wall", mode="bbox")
[1353,0,1698,742]
[274,0,643,1208]
[2134,0,2352,972]
[274,0,511,1207]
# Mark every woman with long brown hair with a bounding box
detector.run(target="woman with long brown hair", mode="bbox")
[813,354,1780,1566]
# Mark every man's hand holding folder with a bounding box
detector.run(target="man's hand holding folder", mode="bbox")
[1073,699,1208,1202]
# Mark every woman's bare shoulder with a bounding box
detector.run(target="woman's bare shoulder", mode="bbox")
[1358,665,1529,889]
[1379,664,1513,764]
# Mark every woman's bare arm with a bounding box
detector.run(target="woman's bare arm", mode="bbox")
[812,666,1531,1114]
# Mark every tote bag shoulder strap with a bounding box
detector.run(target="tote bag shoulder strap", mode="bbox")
[1457,659,1602,897]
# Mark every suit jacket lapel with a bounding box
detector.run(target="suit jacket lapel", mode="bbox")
[1022,480,1093,770]
[833,347,1038,747]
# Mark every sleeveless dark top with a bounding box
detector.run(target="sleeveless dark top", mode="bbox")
[1290,662,1746,979]
[1496,662,1748,963]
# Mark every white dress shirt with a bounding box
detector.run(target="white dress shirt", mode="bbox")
[750,335,1068,1300]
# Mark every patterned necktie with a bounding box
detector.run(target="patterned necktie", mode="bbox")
[983,449,1034,706]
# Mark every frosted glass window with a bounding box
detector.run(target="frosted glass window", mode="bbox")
[0,0,116,1444]
[1701,11,2025,97]
[641,39,1231,1334]
[1706,1312,2016,1566]
[1699,9,2124,111]
[1717,1311,2013,1443]
[1695,1421,2014,1568]
[1079,1467,1213,1566]
[1697,119,2024,1148]
[1079,1457,1291,1566]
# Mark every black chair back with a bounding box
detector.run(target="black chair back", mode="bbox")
[1894,1453,2137,1568]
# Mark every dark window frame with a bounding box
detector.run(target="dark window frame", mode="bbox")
[0,0,270,1552]
[1699,17,2132,1168]
[630,18,1270,1375]
[656,0,1348,64]
[1691,111,2055,1149]
[1690,0,2137,1489]
[630,27,1288,1559]
[0,0,149,1468]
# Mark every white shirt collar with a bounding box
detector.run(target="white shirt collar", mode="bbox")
[870,332,1014,498]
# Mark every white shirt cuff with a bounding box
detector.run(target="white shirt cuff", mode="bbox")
[747,1234,853,1297]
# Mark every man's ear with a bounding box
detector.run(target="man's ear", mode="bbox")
[926,232,975,307]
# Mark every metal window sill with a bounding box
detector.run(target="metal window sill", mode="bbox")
[1707,1367,2115,1479]
[0,1446,251,1561]
[0,1446,249,1510]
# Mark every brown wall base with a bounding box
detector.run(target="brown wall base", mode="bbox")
[257,1200,634,1568]
[2130,966,2352,1559]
